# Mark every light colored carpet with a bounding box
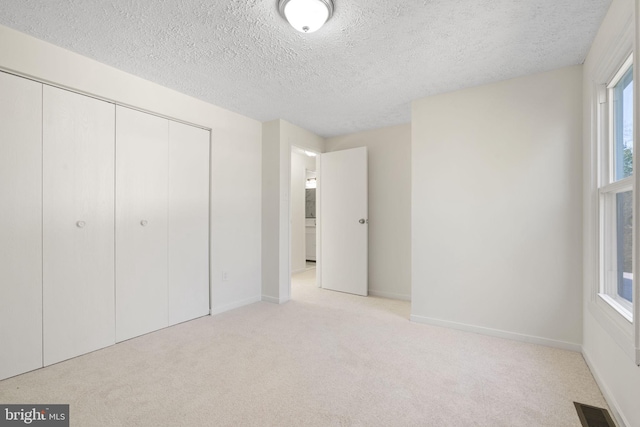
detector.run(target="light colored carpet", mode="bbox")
[0,268,608,426]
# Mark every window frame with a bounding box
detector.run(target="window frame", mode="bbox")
[598,53,635,323]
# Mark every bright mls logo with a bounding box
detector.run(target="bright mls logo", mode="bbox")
[0,405,68,427]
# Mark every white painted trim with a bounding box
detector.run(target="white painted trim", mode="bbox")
[261,295,291,304]
[211,296,261,315]
[598,294,633,323]
[410,315,581,352]
[582,348,631,427]
[369,290,411,301]
[291,268,306,275]
[0,67,211,133]
[261,295,280,304]
[599,176,633,194]
[634,0,640,373]
[607,53,634,89]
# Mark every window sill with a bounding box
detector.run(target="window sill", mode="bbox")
[598,293,633,322]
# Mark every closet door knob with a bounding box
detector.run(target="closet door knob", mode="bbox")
[140,220,148,227]
[76,221,86,228]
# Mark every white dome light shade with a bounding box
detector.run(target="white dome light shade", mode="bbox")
[279,0,334,33]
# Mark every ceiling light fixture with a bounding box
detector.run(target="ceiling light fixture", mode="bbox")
[278,0,334,33]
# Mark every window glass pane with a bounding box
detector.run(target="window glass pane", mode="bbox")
[616,190,633,302]
[613,66,633,181]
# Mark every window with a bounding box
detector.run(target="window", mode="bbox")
[612,64,634,181]
[599,54,634,320]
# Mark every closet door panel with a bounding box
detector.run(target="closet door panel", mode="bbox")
[116,106,168,342]
[0,72,43,380]
[168,122,210,325]
[42,86,115,366]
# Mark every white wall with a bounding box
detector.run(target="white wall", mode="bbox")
[290,152,307,273]
[0,24,263,315]
[326,124,412,300]
[304,155,317,174]
[262,119,324,303]
[262,120,283,303]
[411,65,584,349]
[582,0,640,426]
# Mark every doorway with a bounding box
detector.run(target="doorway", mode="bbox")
[290,146,318,298]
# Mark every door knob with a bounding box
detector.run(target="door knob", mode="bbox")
[76,221,86,228]
[359,218,366,224]
[140,220,148,227]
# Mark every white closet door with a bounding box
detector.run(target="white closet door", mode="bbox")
[168,121,210,325]
[0,72,43,380]
[116,106,169,342]
[42,86,115,365]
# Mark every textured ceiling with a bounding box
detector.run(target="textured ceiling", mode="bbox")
[0,0,611,137]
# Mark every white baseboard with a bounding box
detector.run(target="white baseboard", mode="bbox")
[261,295,290,304]
[582,348,630,427]
[291,268,306,275]
[211,296,261,315]
[369,289,411,301]
[409,314,582,352]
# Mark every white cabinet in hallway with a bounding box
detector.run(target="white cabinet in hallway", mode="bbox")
[115,106,170,342]
[42,86,116,366]
[0,72,43,380]
[168,121,210,326]
[305,219,316,261]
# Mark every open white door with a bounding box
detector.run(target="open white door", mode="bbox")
[320,147,368,296]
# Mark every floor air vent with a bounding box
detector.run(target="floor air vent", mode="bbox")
[574,402,616,427]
